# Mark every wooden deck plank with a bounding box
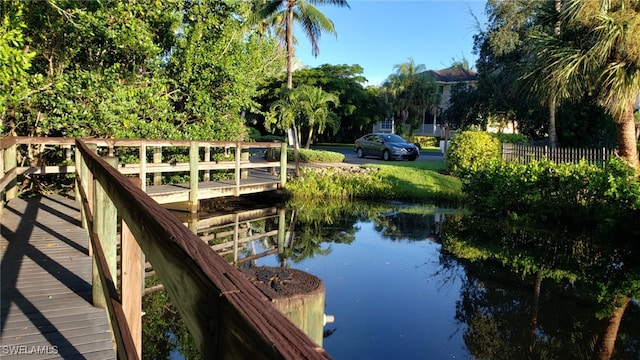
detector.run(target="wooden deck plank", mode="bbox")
[1,195,116,360]
[146,169,282,204]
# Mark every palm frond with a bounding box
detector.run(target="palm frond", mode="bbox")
[294,1,337,57]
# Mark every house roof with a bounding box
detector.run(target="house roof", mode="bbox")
[426,66,477,83]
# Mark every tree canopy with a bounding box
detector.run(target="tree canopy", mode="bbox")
[1,0,285,141]
[382,58,439,136]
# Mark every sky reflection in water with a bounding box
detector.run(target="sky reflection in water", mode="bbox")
[256,220,467,359]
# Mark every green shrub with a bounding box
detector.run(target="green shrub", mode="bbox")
[246,127,261,141]
[287,167,392,199]
[255,134,286,142]
[446,131,501,176]
[492,133,528,144]
[267,148,345,163]
[462,158,640,223]
[407,135,438,148]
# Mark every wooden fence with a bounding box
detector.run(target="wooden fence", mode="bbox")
[502,143,616,166]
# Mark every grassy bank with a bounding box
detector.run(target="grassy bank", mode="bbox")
[286,161,462,203]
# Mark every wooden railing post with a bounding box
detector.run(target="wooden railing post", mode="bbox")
[93,156,119,308]
[240,143,249,180]
[4,142,17,200]
[77,143,96,237]
[203,144,211,182]
[189,141,199,213]
[187,212,198,234]
[235,142,241,196]
[121,177,143,359]
[139,141,147,192]
[153,146,162,186]
[280,142,287,188]
[0,146,4,215]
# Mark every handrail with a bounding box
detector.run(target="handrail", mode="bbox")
[7,136,284,175]
[1,136,287,213]
[75,139,330,359]
[75,174,139,359]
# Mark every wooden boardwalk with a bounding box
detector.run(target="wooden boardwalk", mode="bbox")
[1,195,115,359]
[147,169,282,206]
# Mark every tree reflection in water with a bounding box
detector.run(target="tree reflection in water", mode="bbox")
[441,214,640,359]
[141,197,638,359]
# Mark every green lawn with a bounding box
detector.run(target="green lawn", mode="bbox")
[370,162,461,201]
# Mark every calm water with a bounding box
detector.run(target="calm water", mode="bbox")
[255,219,466,359]
[146,199,640,359]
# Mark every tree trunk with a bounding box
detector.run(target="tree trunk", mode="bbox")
[548,96,558,148]
[593,296,631,360]
[305,127,313,149]
[614,105,639,172]
[548,0,561,148]
[286,2,295,90]
[285,3,299,174]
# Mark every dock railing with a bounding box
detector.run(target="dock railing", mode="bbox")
[2,136,328,359]
[1,136,287,212]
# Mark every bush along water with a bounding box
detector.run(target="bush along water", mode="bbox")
[286,167,393,200]
[265,147,345,163]
[462,157,640,225]
[445,131,501,177]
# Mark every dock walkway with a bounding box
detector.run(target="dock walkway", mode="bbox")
[1,195,115,359]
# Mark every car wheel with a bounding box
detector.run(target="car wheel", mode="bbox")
[356,148,365,158]
[382,150,391,161]
[409,156,417,161]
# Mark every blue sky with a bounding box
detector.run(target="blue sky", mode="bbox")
[295,0,488,86]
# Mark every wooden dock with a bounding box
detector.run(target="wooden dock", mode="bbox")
[0,137,330,359]
[147,169,282,207]
[0,195,115,359]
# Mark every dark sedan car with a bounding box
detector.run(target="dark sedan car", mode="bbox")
[354,133,420,161]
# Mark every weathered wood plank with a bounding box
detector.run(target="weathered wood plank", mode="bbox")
[1,196,116,360]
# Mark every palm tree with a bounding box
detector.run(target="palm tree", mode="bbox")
[547,0,562,148]
[264,87,302,134]
[526,0,640,171]
[383,58,439,134]
[265,85,339,148]
[384,58,426,128]
[252,0,350,89]
[296,85,339,148]
[252,0,348,174]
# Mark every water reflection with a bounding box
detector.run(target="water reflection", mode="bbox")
[142,198,639,359]
[441,214,640,359]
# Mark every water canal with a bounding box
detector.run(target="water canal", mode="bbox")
[143,197,640,359]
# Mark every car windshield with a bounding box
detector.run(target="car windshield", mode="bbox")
[381,134,407,143]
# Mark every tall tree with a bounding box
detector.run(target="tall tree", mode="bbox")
[383,58,439,135]
[168,0,284,140]
[292,64,382,142]
[471,0,545,135]
[525,0,640,171]
[252,0,350,90]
